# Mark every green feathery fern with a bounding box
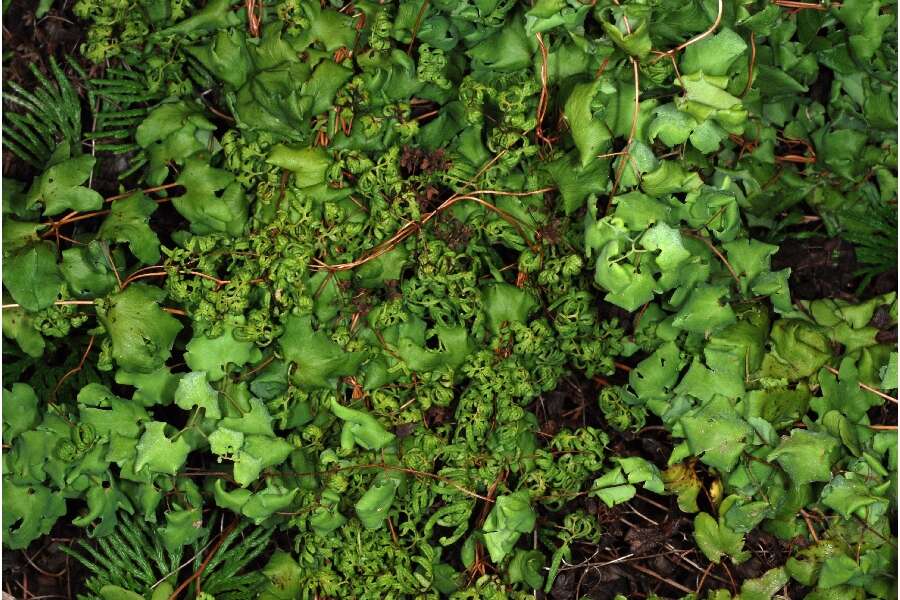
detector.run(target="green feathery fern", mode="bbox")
[190,520,273,600]
[60,513,185,599]
[82,67,163,181]
[3,56,82,168]
[842,199,898,290]
[60,512,272,600]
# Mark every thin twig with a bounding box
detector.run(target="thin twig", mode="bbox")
[800,509,820,543]
[310,189,552,272]
[650,0,724,63]
[203,102,235,122]
[663,544,733,587]
[852,515,899,548]
[775,154,816,164]
[3,300,186,317]
[21,550,66,579]
[387,517,399,545]
[466,150,508,187]
[628,503,659,526]
[682,230,741,286]
[773,0,840,9]
[2,300,95,309]
[120,272,168,286]
[105,182,181,203]
[609,57,641,201]
[721,562,737,594]
[696,562,714,595]
[740,32,757,97]
[412,109,439,122]
[239,354,276,381]
[630,562,695,594]
[594,56,611,80]
[823,366,898,404]
[563,552,634,573]
[634,492,669,512]
[121,269,229,290]
[102,242,123,289]
[167,521,238,600]
[407,0,430,54]
[41,198,173,238]
[246,0,262,37]
[194,520,239,597]
[51,335,94,402]
[535,32,554,147]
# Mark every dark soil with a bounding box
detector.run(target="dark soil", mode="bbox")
[2,524,86,599]
[773,236,897,301]
[2,2,82,84]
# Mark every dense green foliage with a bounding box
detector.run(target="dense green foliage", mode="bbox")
[2,0,897,599]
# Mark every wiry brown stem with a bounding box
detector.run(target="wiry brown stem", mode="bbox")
[740,32,757,97]
[682,230,741,287]
[773,0,840,10]
[823,366,898,404]
[51,335,94,402]
[649,0,724,63]
[535,32,555,147]
[407,0,430,54]
[310,188,553,272]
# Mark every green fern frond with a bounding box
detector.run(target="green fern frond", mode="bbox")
[201,521,273,595]
[839,198,897,290]
[2,55,83,168]
[83,66,167,181]
[61,512,273,599]
[61,514,184,598]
